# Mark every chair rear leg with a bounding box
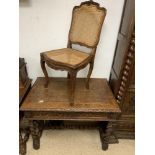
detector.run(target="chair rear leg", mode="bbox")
[70,71,77,106]
[67,72,70,79]
[40,55,49,88]
[86,60,94,89]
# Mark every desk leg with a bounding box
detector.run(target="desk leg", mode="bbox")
[19,128,30,155]
[99,122,113,151]
[30,120,44,150]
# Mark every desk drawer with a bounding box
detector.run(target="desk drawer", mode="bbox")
[24,111,121,121]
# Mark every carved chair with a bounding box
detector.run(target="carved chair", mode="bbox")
[40,1,107,105]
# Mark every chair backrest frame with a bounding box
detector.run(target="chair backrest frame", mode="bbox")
[68,1,107,54]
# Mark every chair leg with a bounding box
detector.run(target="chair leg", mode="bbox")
[67,72,70,79]
[70,71,77,106]
[40,55,49,88]
[86,60,94,89]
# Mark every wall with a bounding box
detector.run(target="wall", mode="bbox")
[19,0,124,83]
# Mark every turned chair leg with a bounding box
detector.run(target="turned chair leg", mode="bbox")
[86,60,94,89]
[69,71,77,106]
[40,55,49,88]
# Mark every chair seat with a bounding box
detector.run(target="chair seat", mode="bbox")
[43,48,90,68]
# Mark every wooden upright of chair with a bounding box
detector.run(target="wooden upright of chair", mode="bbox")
[40,1,107,105]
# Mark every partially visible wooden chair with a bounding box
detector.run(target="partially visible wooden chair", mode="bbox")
[40,1,107,105]
[19,58,32,155]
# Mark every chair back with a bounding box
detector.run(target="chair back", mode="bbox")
[69,1,107,48]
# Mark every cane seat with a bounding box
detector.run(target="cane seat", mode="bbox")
[42,48,90,69]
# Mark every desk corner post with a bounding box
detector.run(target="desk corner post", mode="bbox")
[99,121,114,151]
[30,120,44,150]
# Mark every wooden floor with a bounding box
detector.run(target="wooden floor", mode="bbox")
[20,77,120,113]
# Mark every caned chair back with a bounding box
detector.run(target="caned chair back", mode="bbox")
[69,1,107,48]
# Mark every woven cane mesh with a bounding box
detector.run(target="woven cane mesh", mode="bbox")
[69,3,106,47]
[44,48,89,67]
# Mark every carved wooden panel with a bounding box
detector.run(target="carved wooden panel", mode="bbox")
[122,91,135,115]
[24,111,121,121]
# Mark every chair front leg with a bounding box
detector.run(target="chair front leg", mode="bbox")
[69,70,77,106]
[40,54,49,88]
[86,60,94,89]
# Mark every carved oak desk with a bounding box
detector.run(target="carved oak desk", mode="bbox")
[20,77,121,151]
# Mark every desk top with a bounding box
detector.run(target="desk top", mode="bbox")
[20,77,121,113]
